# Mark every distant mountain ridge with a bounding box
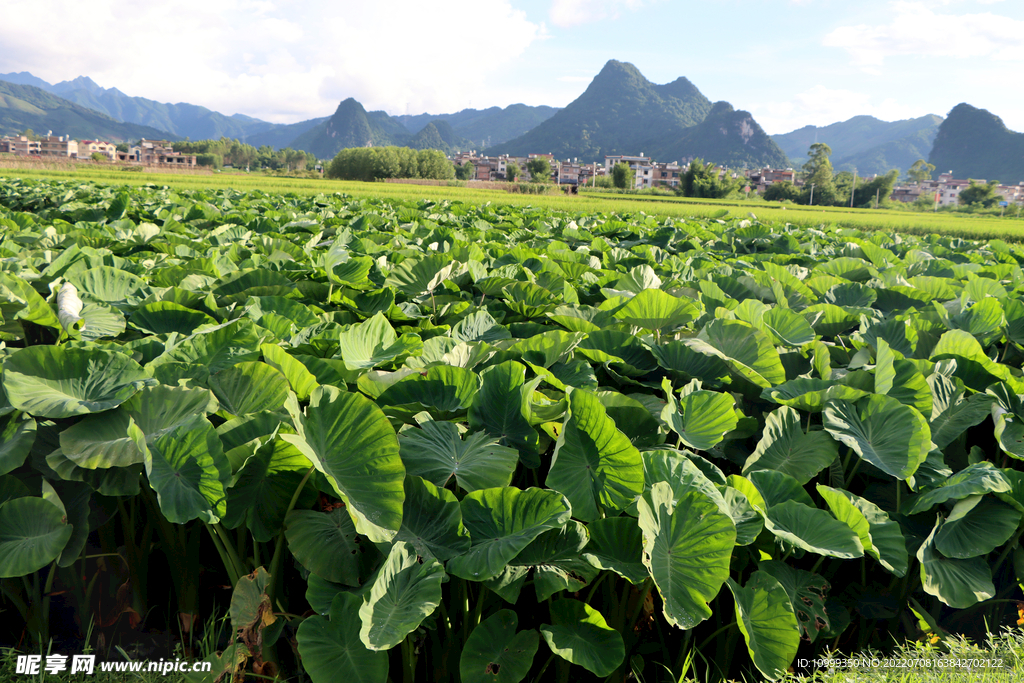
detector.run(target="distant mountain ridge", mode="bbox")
[290,98,475,159]
[394,104,559,148]
[771,114,943,175]
[486,60,786,168]
[0,80,174,142]
[929,103,1024,184]
[0,72,290,142]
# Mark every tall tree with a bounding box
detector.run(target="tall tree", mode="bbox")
[678,158,739,198]
[526,158,552,183]
[611,162,631,189]
[959,180,1001,208]
[801,143,835,205]
[906,159,935,183]
[506,162,520,182]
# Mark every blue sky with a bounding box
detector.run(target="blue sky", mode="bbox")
[2,0,1022,134]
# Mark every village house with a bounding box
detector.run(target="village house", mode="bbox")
[891,171,1024,207]
[652,161,682,189]
[117,139,196,166]
[78,140,118,160]
[604,154,655,189]
[38,133,78,158]
[0,135,41,155]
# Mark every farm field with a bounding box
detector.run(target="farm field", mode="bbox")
[2,175,1024,682]
[3,166,1024,240]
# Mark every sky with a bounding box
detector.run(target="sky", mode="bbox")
[1,0,1022,135]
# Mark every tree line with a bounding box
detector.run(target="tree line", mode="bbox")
[326,147,455,182]
[172,138,317,171]
[762,143,900,208]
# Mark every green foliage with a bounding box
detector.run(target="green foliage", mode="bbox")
[678,157,740,198]
[173,137,316,170]
[763,180,800,202]
[960,179,1002,208]
[907,158,936,183]
[454,161,475,180]
[526,157,552,183]
[1,175,1024,683]
[326,146,455,182]
[505,161,520,182]
[611,162,630,189]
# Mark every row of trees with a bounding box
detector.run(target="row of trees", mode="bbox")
[172,138,317,171]
[326,146,455,182]
[762,143,901,208]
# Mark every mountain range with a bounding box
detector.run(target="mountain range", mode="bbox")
[928,103,1024,185]
[0,80,172,142]
[486,60,788,168]
[771,114,944,176]
[2,65,1022,183]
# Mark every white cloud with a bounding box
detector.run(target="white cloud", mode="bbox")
[0,0,541,123]
[549,0,646,28]
[750,86,926,134]
[824,1,1024,67]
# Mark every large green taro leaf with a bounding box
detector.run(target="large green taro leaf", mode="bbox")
[286,508,381,587]
[930,329,1024,393]
[638,483,736,629]
[933,495,1020,559]
[147,319,264,373]
[260,344,319,401]
[297,593,388,683]
[689,319,786,388]
[743,406,837,485]
[540,599,624,677]
[611,288,699,332]
[385,254,455,297]
[223,436,315,543]
[138,416,231,524]
[451,310,512,344]
[761,378,869,412]
[67,266,147,303]
[823,395,930,481]
[208,361,289,417]
[130,301,217,336]
[903,462,1012,515]
[763,501,864,559]
[376,365,480,420]
[547,389,643,522]
[760,306,816,347]
[399,421,518,493]
[0,496,73,578]
[468,361,540,461]
[510,521,599,601]
[446,487,571,582]
[3,346,153,419]
[460,609,539,683]
[60,384,216,469]
[660,381,737,452]
[338,312,422,370]
[816,485,907,576]
[282,386,405,543]
[358,541,444,651]
[927,374,994,450]
[582,517,646,585]
[758,561,831,644]
[918,518,995,609]
[0,414,35,476]
[873,339,932,415]
[727,573,800,680]
[394,475,471,562]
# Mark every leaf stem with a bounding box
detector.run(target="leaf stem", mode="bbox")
[268,465,316,608]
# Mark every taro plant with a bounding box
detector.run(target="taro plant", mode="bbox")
[1,177,1024,682]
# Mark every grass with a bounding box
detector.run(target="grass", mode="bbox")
[3,166,1024,241]
[0,611,230,683]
